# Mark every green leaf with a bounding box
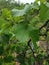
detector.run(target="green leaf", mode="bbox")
[30,28,39,43]
[12,4,39,17]
[40,3,49,21]
[36,0,46,3]
[12,23,29,42]
[0,17,6,29]
[2,8,12,21]
[29,27,39,49]
[12,9,25,17]
[45,2,49,8]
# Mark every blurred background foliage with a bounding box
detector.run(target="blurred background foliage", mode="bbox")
[0,0,49,65]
